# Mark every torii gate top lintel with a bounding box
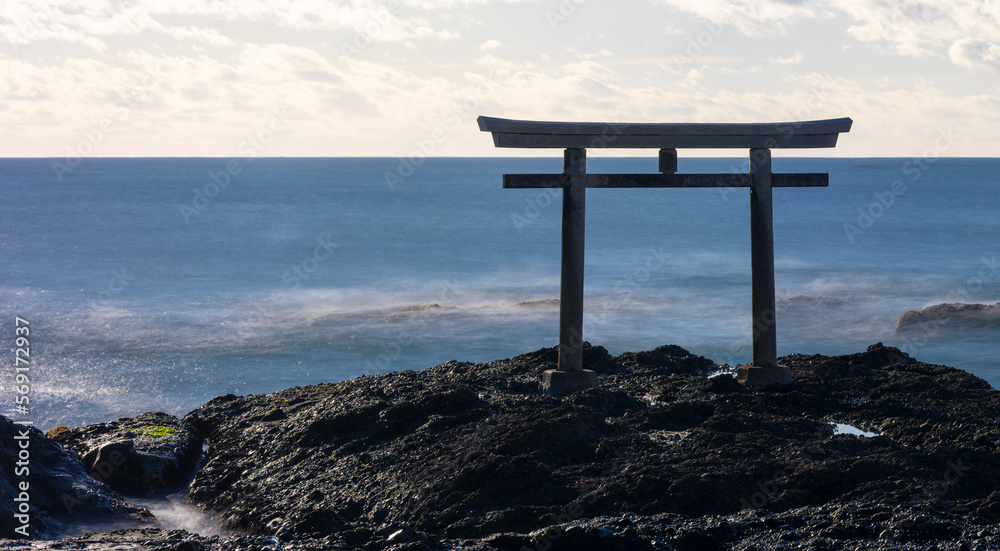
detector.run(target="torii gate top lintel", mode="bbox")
[478,115,852,394]
[478,116,853,149]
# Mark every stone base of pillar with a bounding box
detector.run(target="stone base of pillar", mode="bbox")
[736,365,793,389]
[541,369,598,395]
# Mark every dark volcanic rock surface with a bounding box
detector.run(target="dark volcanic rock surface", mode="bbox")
[6,343,1000,549]
[4,501,1000,550]
[166,342,1000,550]
[0,416,157,539]
[895,301,1000,338]
[50,411,202,497]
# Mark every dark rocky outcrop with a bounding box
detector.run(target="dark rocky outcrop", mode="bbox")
[5,502,1000,550]
[171,342,1000,549]
[895,301,1000,338]
[50,411,202,497]
[8,342,1000,549]
[0,416,157,539]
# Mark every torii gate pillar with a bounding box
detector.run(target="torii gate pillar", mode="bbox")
[740,147,793,387]
[545,148,598,394]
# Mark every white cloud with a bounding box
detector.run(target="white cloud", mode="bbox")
[140,0,465,41]
[834,0,1000,67]
[664,22,686,35]
[770,52,804,64]
[1,0,999,157]
[0,0,111,51]
[0,0,464,54]
[168,26,238,47]
[479,39,502,53]
[949,38,1000,72]
[2,42,998,157]
[566,47,614,60]
[719,66,762,74]
[652,0,824,36]
[656,0,1000,72]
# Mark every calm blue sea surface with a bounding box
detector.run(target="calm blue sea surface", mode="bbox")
[2,157,998,428]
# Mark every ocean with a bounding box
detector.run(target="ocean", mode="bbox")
[2,157,998,430]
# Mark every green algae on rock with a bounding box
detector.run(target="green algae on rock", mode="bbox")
[51,411,201,497]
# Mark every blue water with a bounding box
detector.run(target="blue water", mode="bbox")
[2,157,998,429]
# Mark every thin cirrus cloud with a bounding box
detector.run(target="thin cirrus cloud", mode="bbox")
[0,0,462,51]
[651,0,826,35]
[838,0,1000,73]
[658,0,1000,72]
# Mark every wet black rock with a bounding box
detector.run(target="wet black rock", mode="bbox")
[51,411,202,497]
[7,501,1000,550]
[895,302,1000,338]
[9,342,1000,550]
[0,416,157,539]
[175,342,1000,549]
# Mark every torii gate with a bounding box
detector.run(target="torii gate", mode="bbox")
[478,115,852,394]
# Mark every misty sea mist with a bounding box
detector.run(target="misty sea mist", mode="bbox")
[2,157,998,430]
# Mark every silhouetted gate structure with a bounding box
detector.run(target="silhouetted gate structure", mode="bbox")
[479,115,852,393]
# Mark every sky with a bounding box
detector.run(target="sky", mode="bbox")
[1,0,998,158]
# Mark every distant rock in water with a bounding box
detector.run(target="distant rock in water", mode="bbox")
[50,411,202,497]
[776,295,849,309]
[895,302,1000,337]
[385,304,459,321]
[0,416,157,538]
[511,298,559,308]
[395,304,456,313]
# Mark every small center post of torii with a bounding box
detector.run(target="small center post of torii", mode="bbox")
[478,116,852,394]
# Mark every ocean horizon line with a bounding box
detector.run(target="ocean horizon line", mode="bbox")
[4,155,999,160]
